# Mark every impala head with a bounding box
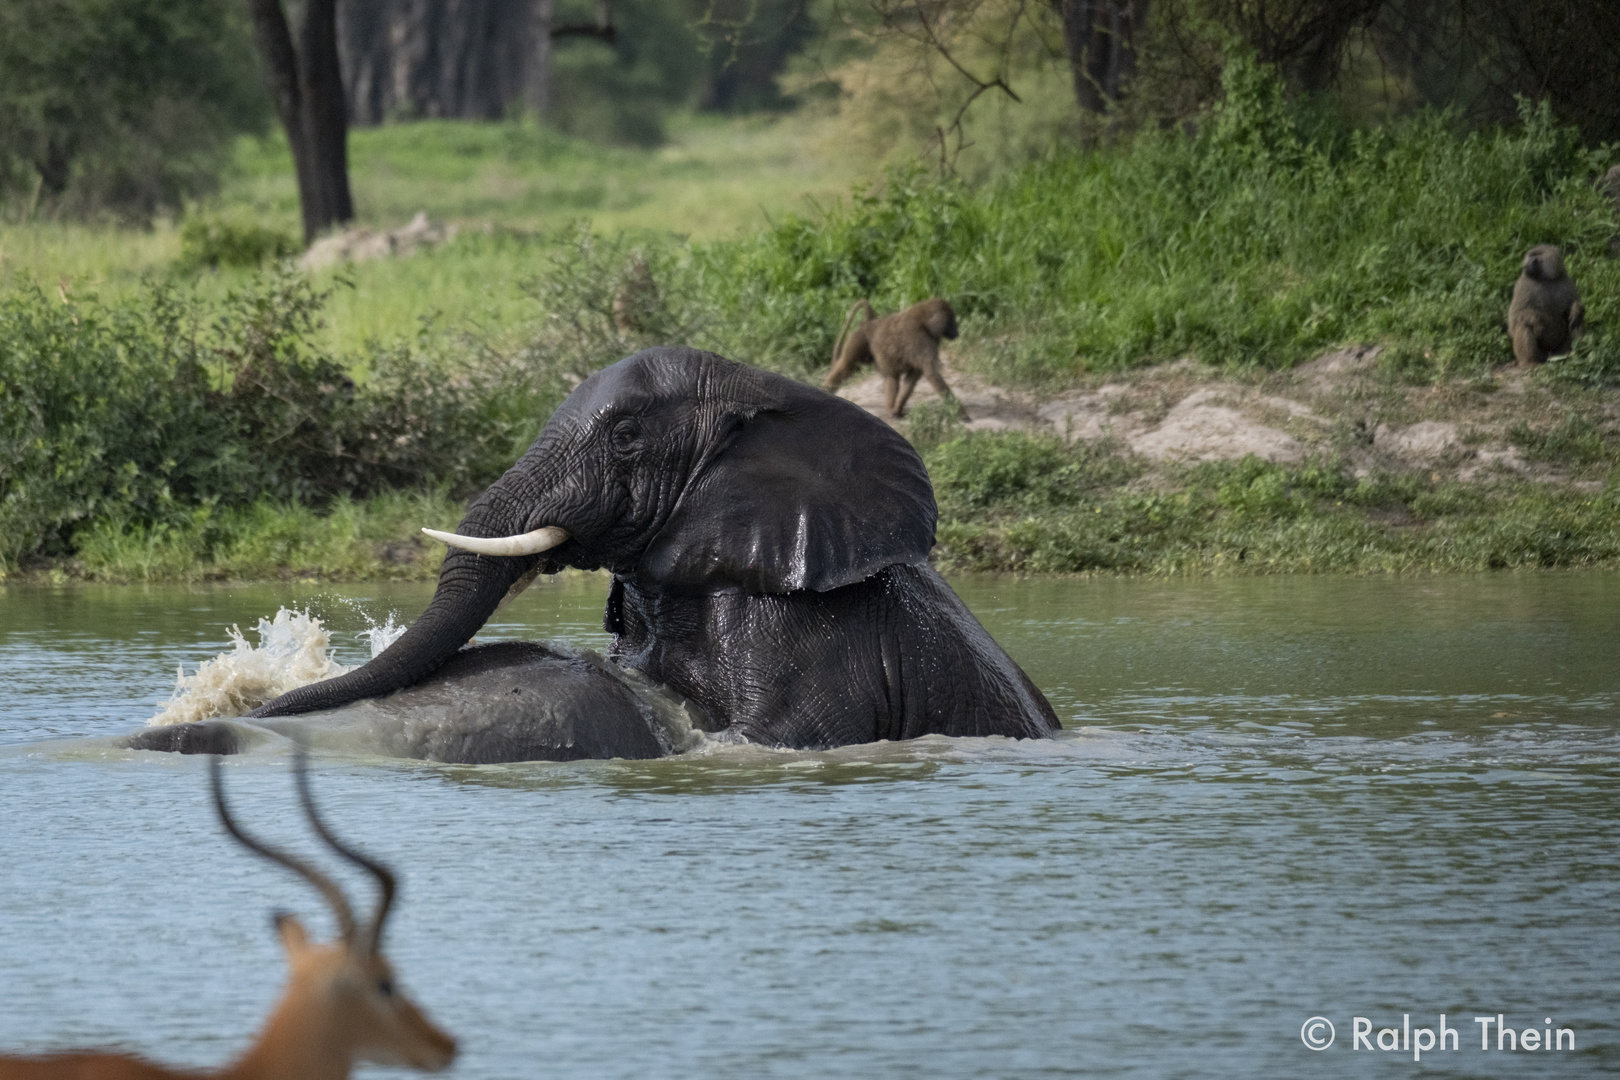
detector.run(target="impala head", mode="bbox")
[211,753,457,1074]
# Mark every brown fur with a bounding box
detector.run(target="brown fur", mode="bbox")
[823,298,968,420]
[1508,244,1584,366]
[0,761,454,1080]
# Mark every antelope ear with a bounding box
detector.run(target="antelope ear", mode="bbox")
[638,383,936,593]
[275,913,312,957]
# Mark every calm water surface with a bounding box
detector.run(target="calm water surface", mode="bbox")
[1,573,1617,1078]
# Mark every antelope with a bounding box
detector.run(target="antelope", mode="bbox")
[0,752,457,1080]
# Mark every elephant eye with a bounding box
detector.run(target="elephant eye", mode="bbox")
[610,418,642,453]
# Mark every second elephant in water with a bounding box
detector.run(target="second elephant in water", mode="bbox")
[248,347,1059,748]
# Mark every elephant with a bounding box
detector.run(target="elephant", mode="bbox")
[168,346,1057,757]
[126,641,698,762]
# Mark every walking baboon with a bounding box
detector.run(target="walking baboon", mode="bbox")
[1508,245,1584,366]
[823,298,968,420]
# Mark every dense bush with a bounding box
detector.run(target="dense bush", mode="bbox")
[0,270,563,570]
[0,282,222,567]
[928,431,1138,510]
[177,217,300,270]
[927,438,1620,576]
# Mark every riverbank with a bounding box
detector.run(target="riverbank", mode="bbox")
[4,85,1617,583]
[844,348,1620,576]
[6,349,1615,584]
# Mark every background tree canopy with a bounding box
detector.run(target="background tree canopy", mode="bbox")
[2,0,1614,223]
[0,0,269,221]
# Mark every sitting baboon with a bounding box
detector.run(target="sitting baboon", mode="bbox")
[823,298,969,420]
[1508,244,1584,366]
[612,253,660,335]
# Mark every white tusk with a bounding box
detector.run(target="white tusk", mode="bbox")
[421,526,569,557]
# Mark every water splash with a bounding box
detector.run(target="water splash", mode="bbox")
[149,608,353,726]
[361,613,407,658]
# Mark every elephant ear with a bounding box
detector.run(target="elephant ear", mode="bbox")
[637,376,936,593]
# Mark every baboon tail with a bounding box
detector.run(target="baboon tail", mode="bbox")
[829,299,873,372]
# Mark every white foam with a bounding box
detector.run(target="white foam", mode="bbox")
[362,613,408,658]
[149,608,353,726]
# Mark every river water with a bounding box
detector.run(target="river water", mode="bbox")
[1,573,1616,1077]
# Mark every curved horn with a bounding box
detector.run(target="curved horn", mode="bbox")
[210,754,357,941]
[421,525,568,557]
[291,749,398,954]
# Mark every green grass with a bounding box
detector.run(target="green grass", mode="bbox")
[23,438,1620,583]
[5,59,1620,582]
[926,435,1620,575]
[1,110,870,353]
[67,489,463,583]
[223,111,867,239]
[679,80,1620,385]
[0,221,181,289]
[10,73,1617,377]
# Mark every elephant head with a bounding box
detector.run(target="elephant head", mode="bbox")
[250,347,936,718]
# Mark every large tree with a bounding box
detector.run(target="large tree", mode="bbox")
[245,0,353,243]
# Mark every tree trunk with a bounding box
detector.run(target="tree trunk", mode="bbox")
[527,0,557,114]
[1055,0,1149,114]
[299,0,355,234]
[245,0,354,244]
[338,0,565,124]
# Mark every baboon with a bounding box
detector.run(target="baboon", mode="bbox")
[1507,244,1585,366]
[612,253,660,335]
[823,298,969,420]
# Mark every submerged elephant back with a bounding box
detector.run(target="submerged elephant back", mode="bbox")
[131,642,698,763]
[607,565,1060,748]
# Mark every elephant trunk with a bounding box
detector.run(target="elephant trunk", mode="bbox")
[247,534,544,720]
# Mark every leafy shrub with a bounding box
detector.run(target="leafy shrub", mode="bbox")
[0,281,227,565]
[178,217,299,270]
[72,489,463,583]
[902,399,965,454]
[1539,333,1620,389]
[926,431,1139,511]
[1209,456,1352,519]
[0,268,563,571]
[928,433,1620,575]
[522,227,711,379]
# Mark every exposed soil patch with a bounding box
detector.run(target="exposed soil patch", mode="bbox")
[830,344,1618,487]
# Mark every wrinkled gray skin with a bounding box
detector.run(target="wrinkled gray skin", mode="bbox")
[128,642,682,762]
[137,347,1058,758]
